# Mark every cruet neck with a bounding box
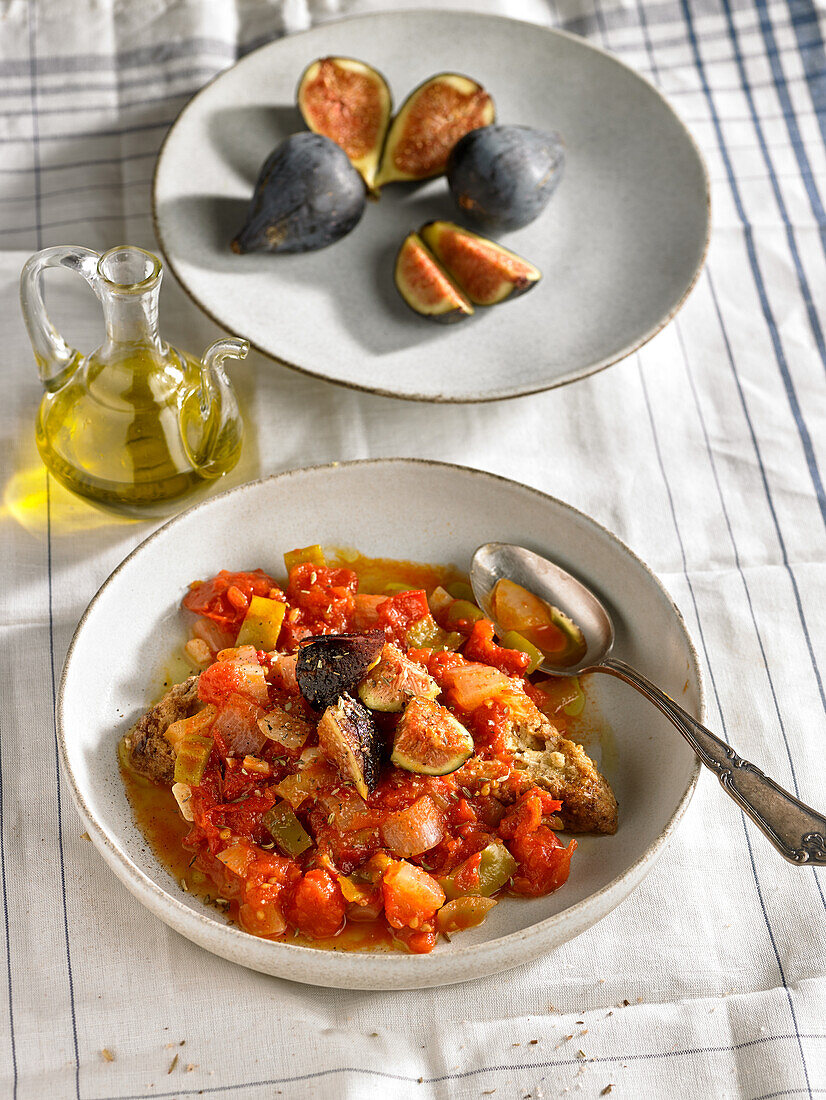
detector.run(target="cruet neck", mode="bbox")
[96,246,164,351]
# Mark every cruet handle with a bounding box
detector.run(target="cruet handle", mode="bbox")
[182,338,249,477]
[20,246,101,392]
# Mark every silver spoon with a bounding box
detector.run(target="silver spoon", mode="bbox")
[471,541,826,865]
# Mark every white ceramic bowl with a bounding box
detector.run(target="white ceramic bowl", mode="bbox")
[153,10,710,402]
[59,461,702,988]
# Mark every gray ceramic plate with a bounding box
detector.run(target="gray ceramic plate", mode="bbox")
[152,11,710,403]
[59,460,702,989]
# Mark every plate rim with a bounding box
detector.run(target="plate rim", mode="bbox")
[150,9,711,404]
[58,460,703,985]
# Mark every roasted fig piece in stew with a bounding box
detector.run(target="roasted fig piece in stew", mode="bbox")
[231,133,366,255]
[376,73,495,189]
[297,56,392,193]
[358,643,439,712]
[420,221,541,307]
[296,631,385,711]
[317,693,381,798]
[447,124,565,230]
[391,697,475,776]
[394,231,474,323]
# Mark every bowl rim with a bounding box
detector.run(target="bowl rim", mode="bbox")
[151,8,711,404]
[57,458,703,977]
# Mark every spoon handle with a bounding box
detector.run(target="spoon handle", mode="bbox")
[598,657,826,865]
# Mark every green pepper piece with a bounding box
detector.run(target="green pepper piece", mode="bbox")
[283,544,326,573]
[439,842,517,900]
[500,630,544,674]
[445,599,485,629]
[173,735,213,786]
[385,581,415,594]
[263,800,313,857]
[563,677,586,716]
[406,615,464,652]
[478,842,518,896]
[447,581,476,603]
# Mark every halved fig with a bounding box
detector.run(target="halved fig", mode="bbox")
[394,232,473,323]
[375,73,495,188]
[358,643,440,712]
[420,221,541,307]
[391,697,475,776]
[317,694,381,798]
[297,57,392,192]
[296,631,385,711]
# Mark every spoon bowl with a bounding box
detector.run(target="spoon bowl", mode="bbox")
[471,540,826,866]
[471,541,614,675]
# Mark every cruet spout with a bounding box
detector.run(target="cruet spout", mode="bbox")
[20,245,101,392]
[182,338,248,478]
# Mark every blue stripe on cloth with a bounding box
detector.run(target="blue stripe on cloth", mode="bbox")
[0,149,157,173]
[633,0,826,917]
[720,0,826,332]
[785,0,826,136]
[86,1032,826,1100]
[31,7,81,1095]
[679,0,826,527]
[0,64,220,100]
[633,0,826,755]
[635,358,814,1098]
[0,177,153,205]
[596,0,818,1085]
[638,0,826,920]
[702,272,826,748]
[46,480,81,1100]
[675,310,826,917]
[0,211,151,237]
[0,727,18,1098]
[0,118,175,143]
[750,0,826,238]
[0,90,191,118]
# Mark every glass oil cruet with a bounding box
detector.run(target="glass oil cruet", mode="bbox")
[20,244,248,516]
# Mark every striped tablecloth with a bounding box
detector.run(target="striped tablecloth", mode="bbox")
[1,0,825,1097]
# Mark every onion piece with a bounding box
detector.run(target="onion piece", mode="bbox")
[171,782,195,822]
[380,796,445,858]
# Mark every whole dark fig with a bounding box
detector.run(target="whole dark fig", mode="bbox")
[231,132,366,254]
[447,124,565,231]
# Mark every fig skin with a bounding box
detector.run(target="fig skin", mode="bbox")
[296,631,385,712]
[394,231,474,323]
[296,57,392,193]
[447,124,565,231]
[231,132,366,255]
[420,220,541,307]
[376,73,495,189]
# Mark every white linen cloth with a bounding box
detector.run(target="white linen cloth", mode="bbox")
[1,0,825,1097]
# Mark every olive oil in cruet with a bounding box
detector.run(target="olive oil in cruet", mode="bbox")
[21,244,248,516]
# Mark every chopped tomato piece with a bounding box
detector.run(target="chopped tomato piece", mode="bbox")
[284,868,347,939]
[464,619,530,676]
[183,570,278,634]
[375,589,431,645]
[198,655,268,707]
[394,926,439,953]
[382,860,446,929]
[508,829,576,896]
